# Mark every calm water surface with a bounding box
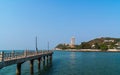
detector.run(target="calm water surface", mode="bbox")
[1,51,120,75]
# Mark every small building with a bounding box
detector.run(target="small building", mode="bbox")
[115,42,120,49]
[91,44,95,48]
[104,40,115,43]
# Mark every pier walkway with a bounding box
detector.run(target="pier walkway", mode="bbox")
[0,50,53,75]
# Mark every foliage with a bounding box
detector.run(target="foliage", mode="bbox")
[56,44,69,50]
[100,44,108,51]
[74,45,82,49]
[80,42,91,49]
[94,43,100,49]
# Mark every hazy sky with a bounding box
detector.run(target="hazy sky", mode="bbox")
[0,0,120,50]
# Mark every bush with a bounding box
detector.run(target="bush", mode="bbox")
[100,44,108,51]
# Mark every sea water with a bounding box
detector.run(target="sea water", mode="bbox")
[1,50,120,75]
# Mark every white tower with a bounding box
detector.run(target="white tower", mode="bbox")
[70,36,75,48]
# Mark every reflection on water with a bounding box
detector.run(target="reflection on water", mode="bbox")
[70,52,75,59]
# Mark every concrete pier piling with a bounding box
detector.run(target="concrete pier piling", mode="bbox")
[50,54,52,65]
[30,60,34,75]
[16,63,22,75]
[38,58,41,71]
[47,55,49,66]
[43,56,46,69]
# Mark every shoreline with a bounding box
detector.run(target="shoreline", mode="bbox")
[55,49,120,52]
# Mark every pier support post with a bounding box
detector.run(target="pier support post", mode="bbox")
[16,63,22,75]
[50,54,52,65]
[43,56,45,69]
[47,55,49,66]
[30,60,34,75]
[38,58,41,71]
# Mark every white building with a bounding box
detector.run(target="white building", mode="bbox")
[104,40,115,43]
[70,36,75,48]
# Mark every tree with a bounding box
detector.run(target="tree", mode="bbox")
[94,43,100,49]
[100,44,108,51]
[56,44,69,49]
[74,45,81,49]
[80,42,91,49]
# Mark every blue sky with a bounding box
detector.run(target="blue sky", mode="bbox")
[0,0,120,50]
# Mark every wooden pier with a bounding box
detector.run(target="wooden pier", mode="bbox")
[0,50,53,75]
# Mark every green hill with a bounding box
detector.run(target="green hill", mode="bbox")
[55,37,120,50]
[88,37,120,45]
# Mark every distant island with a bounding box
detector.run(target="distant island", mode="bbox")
[55,37,120,51]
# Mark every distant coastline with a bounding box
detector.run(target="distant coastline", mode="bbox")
[55,37,120,51]
[55,49,120,52]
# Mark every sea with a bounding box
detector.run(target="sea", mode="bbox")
[1,50,120,75]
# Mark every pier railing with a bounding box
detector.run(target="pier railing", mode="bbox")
[0,50,52,62]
